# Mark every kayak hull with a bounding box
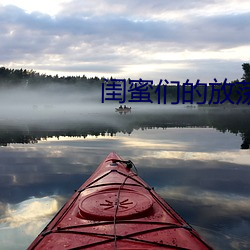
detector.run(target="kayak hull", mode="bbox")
[28,152,213,249]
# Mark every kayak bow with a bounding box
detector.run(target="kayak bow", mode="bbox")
[28,152,213,249]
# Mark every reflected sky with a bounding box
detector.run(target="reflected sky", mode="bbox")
[0,196,62,250]
[0,127,250,249]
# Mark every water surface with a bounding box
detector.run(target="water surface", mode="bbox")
[0,106,250,249]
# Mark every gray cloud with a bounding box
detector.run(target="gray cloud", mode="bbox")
[0,1,249,80]
[59,0,217,18]
[1,4,249,48]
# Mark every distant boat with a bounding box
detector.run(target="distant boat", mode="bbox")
[115,106,132,114]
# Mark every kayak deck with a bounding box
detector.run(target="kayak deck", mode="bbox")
[28,152,213,249]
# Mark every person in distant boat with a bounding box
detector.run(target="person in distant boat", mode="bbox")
[124,105,127,109]
[119,105,123,109]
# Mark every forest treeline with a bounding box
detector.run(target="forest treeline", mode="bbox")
[0,63,249,105]
[0,67,103,89]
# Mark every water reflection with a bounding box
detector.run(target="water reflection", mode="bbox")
[0,106,250,149]
[0,109,250,249]
[1,196,59,228]
[0,196,62,250]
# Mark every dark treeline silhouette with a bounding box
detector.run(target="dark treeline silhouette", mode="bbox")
[0,67,104,89]
[0,63,250,104]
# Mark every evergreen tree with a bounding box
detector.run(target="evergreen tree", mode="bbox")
[242,63,250,82]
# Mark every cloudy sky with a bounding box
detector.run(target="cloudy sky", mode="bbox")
[0,0,250,83]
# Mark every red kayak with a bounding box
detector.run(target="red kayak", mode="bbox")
[28,152,213,249]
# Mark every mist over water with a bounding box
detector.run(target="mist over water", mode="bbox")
[0,84,195,129]
[0,84,106,122]
[0,84,250,150]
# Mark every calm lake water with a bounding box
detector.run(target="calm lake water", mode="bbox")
[0,105,250,249]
